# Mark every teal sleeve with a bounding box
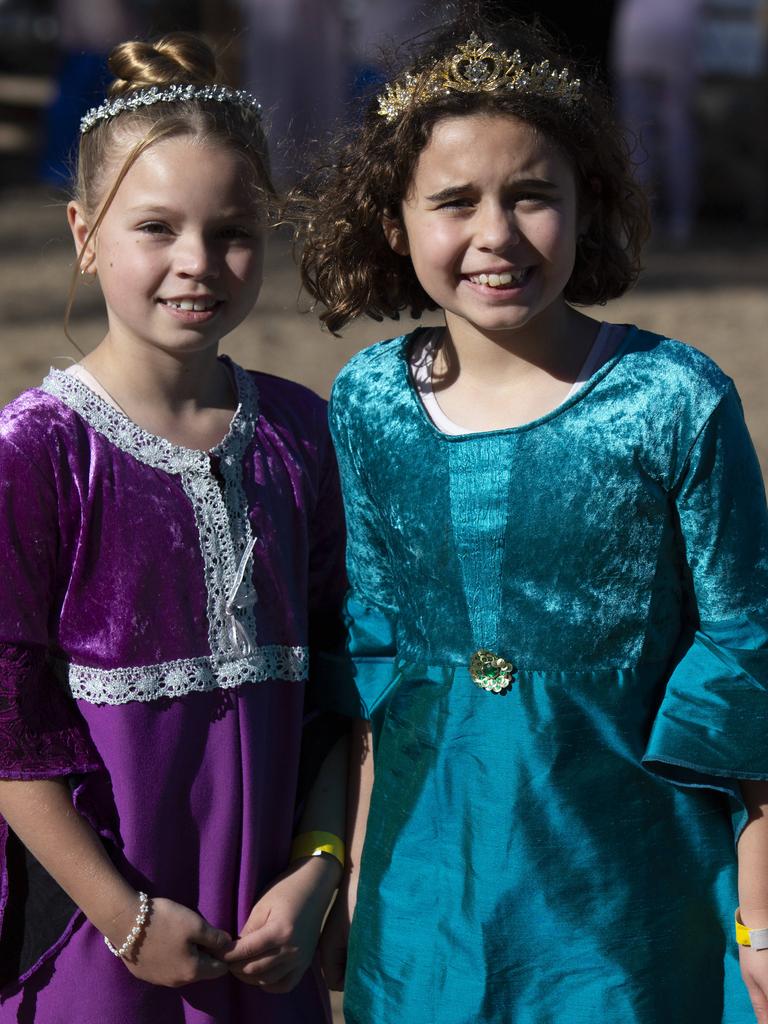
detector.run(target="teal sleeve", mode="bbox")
[643,385,768,802]
[327,390,399,719]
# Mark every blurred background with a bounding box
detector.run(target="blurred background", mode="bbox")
[0,0,766,480]
[0,2,765,1018]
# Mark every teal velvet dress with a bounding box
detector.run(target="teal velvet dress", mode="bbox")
[327,325,768,1024]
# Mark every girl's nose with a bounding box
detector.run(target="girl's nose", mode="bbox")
[175,236,219,278]
[476,205,520,253]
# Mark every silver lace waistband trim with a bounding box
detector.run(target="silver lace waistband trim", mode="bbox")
[55,646,308,706]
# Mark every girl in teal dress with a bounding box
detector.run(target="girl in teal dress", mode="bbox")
[301,11,768,1023]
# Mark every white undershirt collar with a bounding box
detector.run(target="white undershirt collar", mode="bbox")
[410,322,628,435]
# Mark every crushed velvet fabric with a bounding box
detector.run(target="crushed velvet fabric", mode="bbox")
[0,360,344,1023]
[328,326,768,1024]
[0,644,101,779]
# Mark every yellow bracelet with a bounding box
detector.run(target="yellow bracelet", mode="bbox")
[290,830,345,868]
[735,908,768,951]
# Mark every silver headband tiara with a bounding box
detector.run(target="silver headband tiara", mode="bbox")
[79,83,263,135]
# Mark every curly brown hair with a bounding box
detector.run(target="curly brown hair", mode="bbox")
[300,10,649,334]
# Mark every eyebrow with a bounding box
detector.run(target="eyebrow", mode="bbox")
[508,178,560,191]
[424,178,560,202]
[124,204,259,217]
[125,204,178,215]
[424,185,473,202]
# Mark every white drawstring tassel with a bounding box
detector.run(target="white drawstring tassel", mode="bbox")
[224,535,258,655]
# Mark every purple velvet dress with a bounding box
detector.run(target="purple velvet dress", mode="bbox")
[0,359,345,1022]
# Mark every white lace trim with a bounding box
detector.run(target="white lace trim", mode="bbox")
[209,365,259,655]
[40,362,255,476]
[41,362,261,663]
[55,647,308,706]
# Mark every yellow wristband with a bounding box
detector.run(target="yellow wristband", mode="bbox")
[735,908,768,950]
[290,830,345,868]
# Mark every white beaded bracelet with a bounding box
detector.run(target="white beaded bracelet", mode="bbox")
[104,892,151,958]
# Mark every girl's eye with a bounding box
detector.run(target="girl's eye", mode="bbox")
[219,225,255,240]
[514,194,554,206]
[436,198,474,211]
[138,222,171,235]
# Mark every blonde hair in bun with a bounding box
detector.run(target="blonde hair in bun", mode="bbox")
[106,34,217,96]
[66,33,273,345]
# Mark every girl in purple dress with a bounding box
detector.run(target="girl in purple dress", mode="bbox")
[0,32,346,1023]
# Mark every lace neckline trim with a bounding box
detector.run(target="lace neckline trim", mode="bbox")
[41,358,259,475]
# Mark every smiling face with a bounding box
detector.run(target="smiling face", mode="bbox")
[69,134,265,359]
[387,112,585,349]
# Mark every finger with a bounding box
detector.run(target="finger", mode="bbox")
[221,938,277,964]
[193,951,231,981]
[221,928,290,964]
[229,963,291,987]
[191,919,234,956]
[258,965,307,994]
[239,907,271,934]
[233,962,307,993]
[229,964,286,987]
[230,949,296,981]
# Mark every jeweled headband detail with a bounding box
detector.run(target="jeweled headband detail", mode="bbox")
[376,33,581,123]
[80,83,262,135]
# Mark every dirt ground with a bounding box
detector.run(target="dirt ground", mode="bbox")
[0,190,766,1022]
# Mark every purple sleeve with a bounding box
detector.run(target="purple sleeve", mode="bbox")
[0,428,100,780]
[0,424,102,969]
[0,643,100,779]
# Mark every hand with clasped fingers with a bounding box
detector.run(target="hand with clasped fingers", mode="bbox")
[0,778,236,990]
[110,896,234,987]
[741,943,768,1024]
[221,857,342,993]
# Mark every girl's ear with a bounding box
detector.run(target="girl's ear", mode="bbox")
[67,201,97,275]
[382,212,410,256]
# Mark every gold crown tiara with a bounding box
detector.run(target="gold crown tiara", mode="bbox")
[376,33,581,123]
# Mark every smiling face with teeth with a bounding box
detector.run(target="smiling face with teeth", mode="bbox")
[68,134,265,361]
[385,112,587,353]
